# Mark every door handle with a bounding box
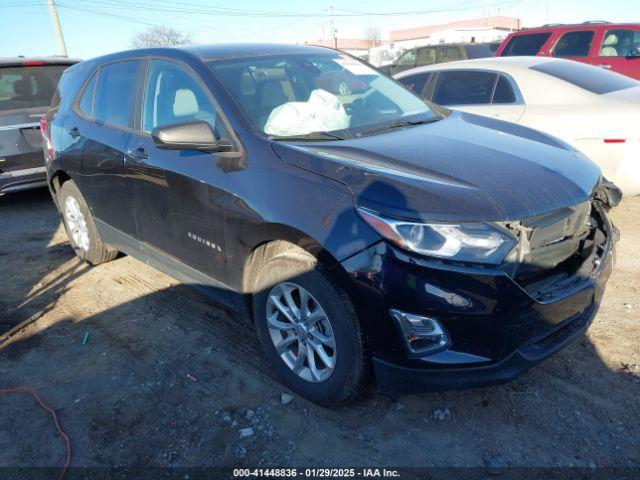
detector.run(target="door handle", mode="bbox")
[597,64,612,69]
[68,127,80,138]
[126,147,149,161]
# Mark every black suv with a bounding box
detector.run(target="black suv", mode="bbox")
[43,44,616,405]
[0,57,77,194]
[379,43,496,76]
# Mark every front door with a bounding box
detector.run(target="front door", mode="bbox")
[128,58,236,284]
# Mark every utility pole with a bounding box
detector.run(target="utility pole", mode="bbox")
[545,0,550,24]
[47,0,68,56]
[329,6,337,49]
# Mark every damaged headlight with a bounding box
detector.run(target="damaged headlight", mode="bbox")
[358,208,516,265]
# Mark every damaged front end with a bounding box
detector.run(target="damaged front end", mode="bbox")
[501,181,617,302]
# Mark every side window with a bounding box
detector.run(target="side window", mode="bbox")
[396,50,416,67]
[398,73,432,96]
[552,31,595,57]
[416,48,436,67]
[500,33,551,56]
[93,60,140,128]
[600,29,640,57]
[492,76,517,104]
[78,71,97,118]
[143,60,224,137]
[437,46,462,63]
[433,71,498,105]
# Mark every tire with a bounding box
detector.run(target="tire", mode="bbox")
[250,243,369,406]
[58,180,118,265]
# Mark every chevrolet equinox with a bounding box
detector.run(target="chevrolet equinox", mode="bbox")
[43,44,617,406]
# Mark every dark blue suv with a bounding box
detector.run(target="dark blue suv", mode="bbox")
[42,44,617,405]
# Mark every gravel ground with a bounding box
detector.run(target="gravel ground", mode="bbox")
[0,189,639,477]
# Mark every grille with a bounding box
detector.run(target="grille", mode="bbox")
[507,201,608,300]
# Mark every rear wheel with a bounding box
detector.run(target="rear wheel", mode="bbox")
[250,243,369,406]
[58,180,118,265]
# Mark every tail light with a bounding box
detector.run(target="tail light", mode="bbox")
[603,139,626,144]
[40,116,54,160]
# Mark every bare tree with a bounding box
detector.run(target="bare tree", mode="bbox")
[131,25,192,48]
[363,26,381,48]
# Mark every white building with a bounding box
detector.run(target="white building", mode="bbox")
[368,16,521,66]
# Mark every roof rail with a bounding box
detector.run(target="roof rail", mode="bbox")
[540,20,611,28]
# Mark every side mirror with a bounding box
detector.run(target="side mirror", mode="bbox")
[151,120,233,153]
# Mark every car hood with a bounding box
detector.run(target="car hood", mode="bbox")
[272,111,601,222]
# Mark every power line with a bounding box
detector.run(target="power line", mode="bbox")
[44,0,523,18]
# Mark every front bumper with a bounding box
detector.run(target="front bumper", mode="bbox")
[0,166,47,194]
[373,302,597,397]
[341,204,615,397]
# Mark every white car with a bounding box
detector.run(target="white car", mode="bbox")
[395,57,640,196]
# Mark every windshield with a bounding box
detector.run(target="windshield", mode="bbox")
[208,52,441,139]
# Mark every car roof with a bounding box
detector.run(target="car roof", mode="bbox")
[509,22,640,34]
[0,56,80,67]
[86,43,337,66]
[394,56,558,78]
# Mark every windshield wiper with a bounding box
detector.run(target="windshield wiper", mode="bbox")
[356,117,439,137]
[270,131,345,141]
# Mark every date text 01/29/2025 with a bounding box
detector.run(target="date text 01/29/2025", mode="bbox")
[232,468,401,477]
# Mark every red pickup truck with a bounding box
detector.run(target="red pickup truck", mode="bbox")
[495,22,640,80]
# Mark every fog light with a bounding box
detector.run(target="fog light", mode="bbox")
[390,309,449,354]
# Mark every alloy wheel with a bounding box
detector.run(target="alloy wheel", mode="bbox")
[64,195,90,252]
[266,282,336,383]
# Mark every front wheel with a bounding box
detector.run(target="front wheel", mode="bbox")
[251,245,369,406]
[58,180,118,265]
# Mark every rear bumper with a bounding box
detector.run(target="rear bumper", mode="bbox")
[0,166,47,193]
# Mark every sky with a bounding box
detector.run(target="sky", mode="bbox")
[1,0,639,60]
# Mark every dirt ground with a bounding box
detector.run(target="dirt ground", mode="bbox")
[0,189,639,477]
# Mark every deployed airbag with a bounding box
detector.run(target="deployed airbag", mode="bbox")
[264,89,349,136]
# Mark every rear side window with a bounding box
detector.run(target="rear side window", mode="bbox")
[530,60,639,94]
[493,76,516,104]
[463,44,493,59]
[78,72,97,118]
[397,73,432,96]
[501,33,551,56]
[599,29,640,57]
[0,65,68,117]
[433,71,498,105]
[552,31,594,57]
[93,60,141,129]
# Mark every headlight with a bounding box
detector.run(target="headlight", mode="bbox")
[357,208,516,265]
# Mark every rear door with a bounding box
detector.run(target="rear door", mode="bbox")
[551,29,597,65]
[430,70,525,122]
[127,57,237,283]
[593,27,640,80]
[0,63,68,178]
[65,59,142,237]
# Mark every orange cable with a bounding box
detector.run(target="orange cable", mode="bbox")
[0,386,71,480]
